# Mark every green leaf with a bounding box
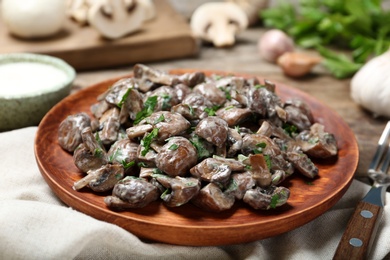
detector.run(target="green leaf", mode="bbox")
[189,134,212,159]
[134,96,158,124]
[270,194,280,209]
[168,143,179,151]
[140,128,159,156]
[117,88,132,108]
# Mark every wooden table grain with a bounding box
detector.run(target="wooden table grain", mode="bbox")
[72,26,388,182]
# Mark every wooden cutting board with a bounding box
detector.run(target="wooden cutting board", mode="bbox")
[0,0,199,70]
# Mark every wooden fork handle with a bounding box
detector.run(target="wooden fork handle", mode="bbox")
[333,201,383,260]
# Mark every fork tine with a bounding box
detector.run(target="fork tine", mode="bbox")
[380,144,390,174]
[369,121,390,172]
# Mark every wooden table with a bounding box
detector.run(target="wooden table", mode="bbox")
[72,26,388,182]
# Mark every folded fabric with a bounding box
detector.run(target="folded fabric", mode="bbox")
[1,127,389,260]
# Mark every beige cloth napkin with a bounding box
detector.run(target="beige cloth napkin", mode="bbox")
[1,127,390,260]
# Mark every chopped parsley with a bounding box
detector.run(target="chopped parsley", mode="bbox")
[264,154,272,170]
[154,113,165,124]
[204,105,221,116]
[152,168,164,175]
[254,84,265,89]
[134,96,158,124]
[137,162,147,168]
[161,94,172,110]
[117,88,132,108]
[122,160,135,169]
[254,143,267,154]
[168,143,179,151]
[94,148,104,158]
[283,123,298,136]
[189,134,212,159]
[270,194,280,209]
[140,128,159,156]
[161,188,171,199]
[219,86,232,101]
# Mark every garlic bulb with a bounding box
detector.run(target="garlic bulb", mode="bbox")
[258,29,294,63]
[351,50,390,118]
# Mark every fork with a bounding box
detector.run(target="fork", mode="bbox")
[333,121,390,260]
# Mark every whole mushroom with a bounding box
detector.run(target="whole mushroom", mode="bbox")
[190,2,248,47]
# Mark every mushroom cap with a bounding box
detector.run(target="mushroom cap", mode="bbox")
[190,2,248,47]
[87,0,145,39]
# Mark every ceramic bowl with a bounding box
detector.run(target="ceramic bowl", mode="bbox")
[0,53,75,131]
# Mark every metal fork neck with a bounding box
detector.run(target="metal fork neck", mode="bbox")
[363,185,387,207]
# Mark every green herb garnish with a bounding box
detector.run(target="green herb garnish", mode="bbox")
[134,96,158,124]
[168,143,179,150]
[261,0,390,78]
[122,160,135,169]
[270,194,280,209]
[204,105,221,116]
[117,88,132,108]
[154,113,165,124]
[161,94,172,110]
[140,128,159,156]
[189,134,212,159]
[94,148,104,158]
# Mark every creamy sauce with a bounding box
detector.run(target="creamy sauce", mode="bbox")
[0,62,68,97]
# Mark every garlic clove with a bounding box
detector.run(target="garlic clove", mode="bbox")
[350,49,390,118]
[277,52,322,78]
[258,29,294,63]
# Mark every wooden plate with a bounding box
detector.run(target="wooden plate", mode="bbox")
[35,70,359,246]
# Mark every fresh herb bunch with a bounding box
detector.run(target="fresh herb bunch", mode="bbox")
[260,0,390,78]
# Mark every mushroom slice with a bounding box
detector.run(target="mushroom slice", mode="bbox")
[73,163,124,192]
[126,124,153,139]
[133,64,180,86]
[156,137,198,177]
[283,99,314,131]
[192,183,235,212]
[120,87,144,123]
[241,134,281,156]
[227,127,243,157]
[295,123,338,158]
[243,185,290,210]
[144,86,179,111]
[153,174,201,207]
[225,171,256,200]
[73,127,108,173]
[87,0,145,39]
[91,100,111,120]
[190,157,245,185]
[139,111,191,142]
[248,85,282,118]
[249,154,272,188]
[105,78,137,106]
[216,107,252,127]
[190,2,248,47]
[58,112,91,152]
[195,116,229,147]
[177,71,206,88]
[99,107,121,145]
[257,120,292,141]
[104,176,160,209]
[107,138,138,172]
[193,82,226,106]
[286,151,318,178]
